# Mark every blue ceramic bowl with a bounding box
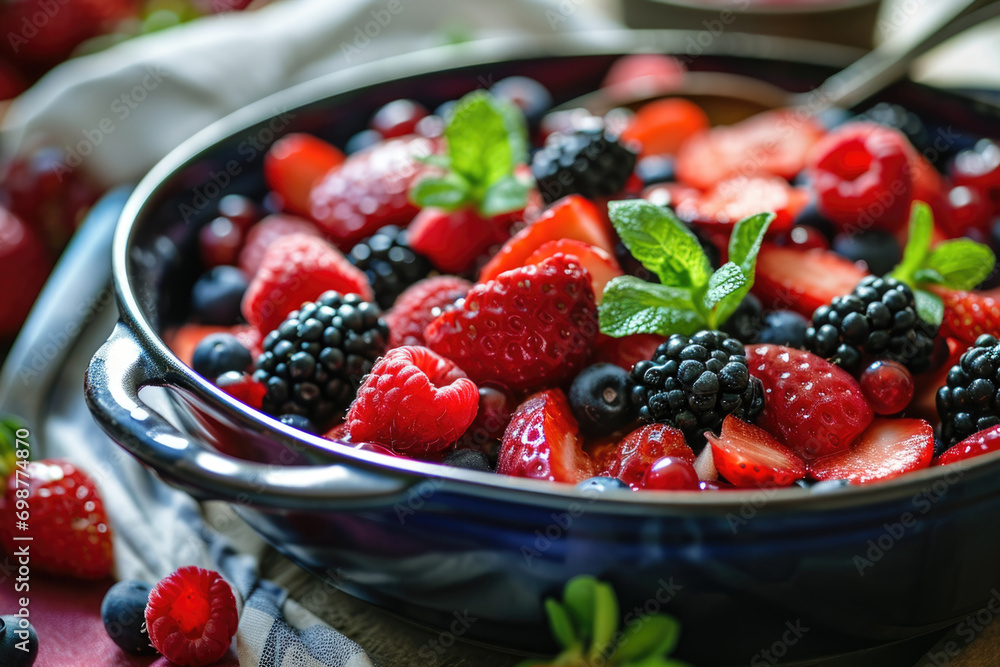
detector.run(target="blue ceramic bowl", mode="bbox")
[85,30,1000,665]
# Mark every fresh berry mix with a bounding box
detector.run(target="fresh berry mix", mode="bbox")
[253,291,388,428]
[102,580,157,654]
[164,73,1000,491]
[145,566,239,667]
[631,331,764,447]
[348,225,432,308]
[531,121,638,205]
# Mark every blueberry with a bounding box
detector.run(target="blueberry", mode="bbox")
[345,129,382,154]
[832,230,901,276]
[490,76,553,128]
[192,333,252,379]
[577,476,630,494]
[636,155,676,185]
[442,448,493,472]
[278,414,318,434]
[568,364,636,437]
[101,581,155,654]
[757,310,809,348]
[192,266,249,326]
[721,294,763,344]
[0,615,38,666]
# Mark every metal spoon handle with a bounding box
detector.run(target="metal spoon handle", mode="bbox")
[810,0,1000,111]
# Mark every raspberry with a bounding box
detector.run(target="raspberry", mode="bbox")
[348,225,432,308]
[238,214,321,277]
[241,233,373,335]
[346,346,479,454]
[145,566,239,667]
[0,459,112,579]
[425,254,599,392]
[531,120,637,205]
[384,276,472,348]
[936,334,1000,446]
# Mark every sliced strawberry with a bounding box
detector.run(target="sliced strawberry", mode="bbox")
[407,207,511,274]
[238,213,322,277]
[308,135,438,247]
[599,423,694,490]
[692,444,718,482]
[478,195,615,283]
[935,424,1000,466]
[620,98,709,157]
[936,287,1000,345]
[264,134,345,216]
[752,245,868,318]
[524,239,623,303]
[591,333,666,372]
[675,176,808,236]
[706,415,806,488]
[746,344,874,461]
[676,108,825,190]
[498,389,594,483]
[810,418,934,484]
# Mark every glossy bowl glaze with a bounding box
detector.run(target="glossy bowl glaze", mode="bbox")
[85,30,1000,665]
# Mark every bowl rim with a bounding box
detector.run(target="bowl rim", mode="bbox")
[111,28,1000,513]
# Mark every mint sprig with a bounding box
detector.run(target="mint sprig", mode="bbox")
[599,200,773,338]
[409,90,530,218]
[889,201,996,325]
[519,576,689,667]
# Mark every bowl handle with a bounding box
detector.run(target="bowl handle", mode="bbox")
[85,321,413,510]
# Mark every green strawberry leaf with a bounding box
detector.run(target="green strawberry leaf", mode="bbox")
[914,288,944,327]
[609,200,713,290]
[409,173,471,211]
[890,201,933,286]
[480,174,531,218]
[614,614,681,662]
[926,239,996,291]
[599,277,704,338]
[544,599,580,650]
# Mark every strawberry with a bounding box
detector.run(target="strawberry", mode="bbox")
[165,323,261,368]
[937,288,1000,345]
[620,98,709,157]
[240,233,372,335]
[238,213,322,277]
[478,195,615,283]
[0,205,52,337]
[425,254,598,392]
[406,206,511,274]
[809,418,934,484]
[346,346,479,455]
[676,108,824,190]
[745,344,874,461]
[590,333,666,372]
[0,459,113,579]
[599,424,694,490]
[497,389,593,483]
[264,133,345,216]
[752,245,868,318]
[600,54,685,103]
[935,424,1000,466]
[675,176,808,237]
[705,415,806,487]
[308,135,438,247]
[384,275,472,348]
[524,239,623,303]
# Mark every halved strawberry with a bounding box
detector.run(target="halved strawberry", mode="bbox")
[706,415,806,487]
[935,424,1000,466]
[809,418,934,484]
[590,333,665,372]
[676,108,825,190]
[620,97,709,157]
[264,134,345,216]
[599,423,694,490]
[407,207,511,274]
[752,245,869,318]
[675,176,808,236]
[497,389,594,483]
[478,195,615,283]
[525,239,623,303]
[936,287,1000,345]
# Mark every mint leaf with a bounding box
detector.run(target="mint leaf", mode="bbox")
[445,91,525,189]
[409,174,470,211]
[728,212,774,279]
[703,262,747,312]
[614,614,681,662]
[914,268,945,285]
[544,599,579,650]
[926,239,996,290]
[890,201,933,285]
[599,277,703,337]
[914,288,944,326]
[563,576,599,643]
[480,175,531,217]
[609,200,712,290]
[588,581,619,661]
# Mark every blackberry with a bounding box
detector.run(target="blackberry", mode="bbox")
[630,330,764,447]
[532,120,637,205]
[253,291,389,428]
[349,225,432,309]
[804,276,938,374]
[936,334,1000,447]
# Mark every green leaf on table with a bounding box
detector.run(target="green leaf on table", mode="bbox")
[599,277,703,338]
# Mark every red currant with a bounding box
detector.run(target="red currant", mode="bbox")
[859,360,914,415]
[951,139,1000,213]
[217,194,260,231]
[199,216,242,268]
[943,185,991,236]
[643,456,700,491]
[370,99,428,139]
